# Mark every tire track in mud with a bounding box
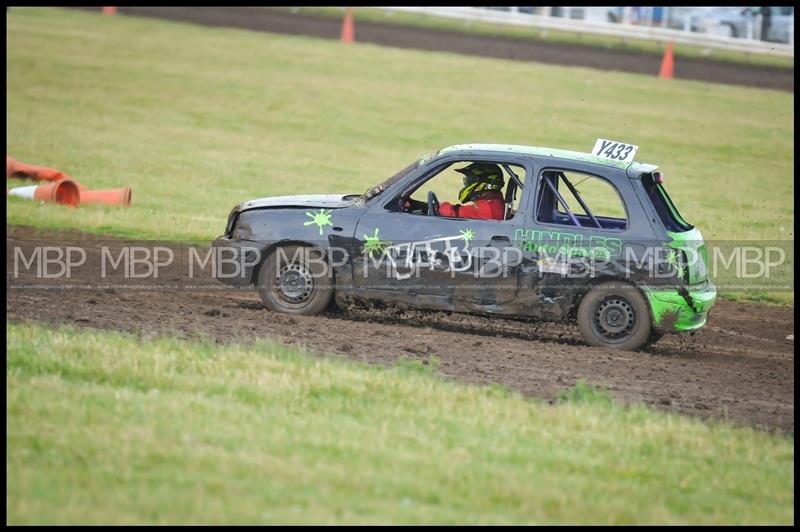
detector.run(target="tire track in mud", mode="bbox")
[6,226,795,434]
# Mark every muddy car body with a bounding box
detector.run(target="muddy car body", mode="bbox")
[212,143,716,350]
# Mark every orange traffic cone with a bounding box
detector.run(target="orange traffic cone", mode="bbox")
[8,177,81,207]
[102,6,117,15]
[6,155,69,181]
[341,8,354,44]
[79,186,132,207]
[658,42,674,80]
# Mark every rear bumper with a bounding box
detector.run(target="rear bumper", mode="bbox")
[210,236,265,287]
[645,280,717,333]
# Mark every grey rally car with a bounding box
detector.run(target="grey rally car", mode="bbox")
[212,143,716,351]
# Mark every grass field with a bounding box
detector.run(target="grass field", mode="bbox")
[5,9,796,524]
[291,7,796,69]
[6,322,794,524]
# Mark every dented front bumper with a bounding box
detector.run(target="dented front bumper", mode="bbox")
[645,280,717,333]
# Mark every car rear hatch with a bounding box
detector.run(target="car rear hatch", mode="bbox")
[641,172,708,285]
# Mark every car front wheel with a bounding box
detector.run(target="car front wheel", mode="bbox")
[577,281,652,351]
[256,245,334,316]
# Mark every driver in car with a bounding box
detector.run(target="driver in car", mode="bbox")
[438,162,506,220]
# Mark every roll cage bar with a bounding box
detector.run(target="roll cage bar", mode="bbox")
[540,171,603,229]
[501,163,524,220]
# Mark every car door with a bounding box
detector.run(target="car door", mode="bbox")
[520,164,633,304]
[351,158,530,308]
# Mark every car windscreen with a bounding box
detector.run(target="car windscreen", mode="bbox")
[642,173,693,232]
[356,155,431,204]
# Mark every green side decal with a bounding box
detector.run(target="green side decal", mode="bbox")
[304,209,333,236]
[459,228,475,247]
[362,227,393,258]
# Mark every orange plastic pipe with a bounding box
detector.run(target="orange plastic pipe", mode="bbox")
[7,178,81,207]
[7,155,69,181]
[79,186,132,207]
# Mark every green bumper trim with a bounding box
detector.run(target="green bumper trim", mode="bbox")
[644,281,717,332]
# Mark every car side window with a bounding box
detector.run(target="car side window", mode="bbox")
[409,163,464,207]
[388,160,526,222]
[535,170,627,230]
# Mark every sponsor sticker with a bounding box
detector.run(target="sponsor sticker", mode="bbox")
[537,257,569,275]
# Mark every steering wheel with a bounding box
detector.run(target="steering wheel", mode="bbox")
[427,190,440,217]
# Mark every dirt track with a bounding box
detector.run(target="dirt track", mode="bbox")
[6,225,794,434]
[80,6,793,92]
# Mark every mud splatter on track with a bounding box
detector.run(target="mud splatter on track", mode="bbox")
[6,226,794,433]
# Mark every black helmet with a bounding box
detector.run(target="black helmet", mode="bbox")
[455,163,504,203]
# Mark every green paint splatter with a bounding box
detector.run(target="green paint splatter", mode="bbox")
[665,250,678,266]
[665,249,687,280]
[362,227,392,258]
[304,209,333,236]
[676,263,687,280]
[459,228,475,246]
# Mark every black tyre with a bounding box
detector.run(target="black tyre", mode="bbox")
[577,281,652,351]
[256,245,334,316]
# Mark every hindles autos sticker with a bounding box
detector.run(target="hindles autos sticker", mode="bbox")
[592,138,638,163]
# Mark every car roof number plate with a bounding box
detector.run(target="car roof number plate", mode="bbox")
[592,138,639,163]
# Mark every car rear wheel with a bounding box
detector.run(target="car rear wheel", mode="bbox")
[577,281,652,351]
[256,245,334,316]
